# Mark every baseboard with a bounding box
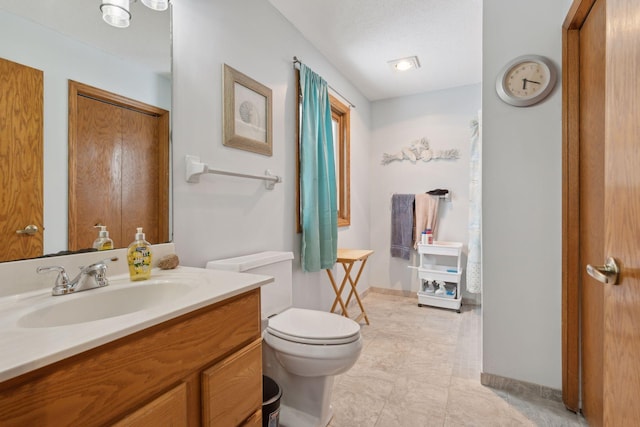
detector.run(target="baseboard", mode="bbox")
[329,288,370,313]
[332,288,371,322]
[345,287,370,308]
[369,286,481,306]
[480,372,563,403]
[462,296,481,306]
[369,286,414,298]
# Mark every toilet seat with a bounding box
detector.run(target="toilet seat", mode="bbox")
[267,308,360,345]
[263,329,363,377]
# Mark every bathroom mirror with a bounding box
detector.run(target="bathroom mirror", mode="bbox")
[0,0,172,262]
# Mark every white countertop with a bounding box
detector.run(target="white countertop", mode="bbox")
[0,266,272,383]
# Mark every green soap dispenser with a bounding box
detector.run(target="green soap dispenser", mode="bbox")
[93,225,114,251]
[127,227,152,281]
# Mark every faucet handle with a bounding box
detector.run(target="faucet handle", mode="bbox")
[78,257,119,287]
[37,265,70,294]
[79,257,119,273]
[80,256,118,272]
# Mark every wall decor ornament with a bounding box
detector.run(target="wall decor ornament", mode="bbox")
[381,138,460,165]
[223,64,273,156]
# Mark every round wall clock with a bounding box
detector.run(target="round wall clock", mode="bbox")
[495,55,557,107]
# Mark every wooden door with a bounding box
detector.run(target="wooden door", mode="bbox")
[72,95,124,249]
[601,0,640,423]
[578,0,605,423]
[563,0,640,424]
[121,107,162,245]
[0,58,43,262]
[68,81,169,250]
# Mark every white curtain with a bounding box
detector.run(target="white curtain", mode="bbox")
[466,113,482,293]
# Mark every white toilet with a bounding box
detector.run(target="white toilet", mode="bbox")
[206,251,362,427]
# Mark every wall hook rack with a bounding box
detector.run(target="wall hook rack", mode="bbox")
[185,155,282,190]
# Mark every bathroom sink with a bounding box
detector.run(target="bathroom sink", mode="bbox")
[17,281,195,328]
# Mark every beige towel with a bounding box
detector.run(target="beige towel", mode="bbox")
[414,194,440,248]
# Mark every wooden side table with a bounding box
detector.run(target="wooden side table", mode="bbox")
[325,249,374,325]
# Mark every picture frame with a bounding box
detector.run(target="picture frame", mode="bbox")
[223,64,273,156]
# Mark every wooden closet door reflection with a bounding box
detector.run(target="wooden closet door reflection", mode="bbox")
[71,96,123,250]
[121,107,161,245]
[69,82,169,251]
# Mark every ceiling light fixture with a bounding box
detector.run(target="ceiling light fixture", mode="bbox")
[388,56,421,72]
[141,0,169,11]
[101,0,169,29]
[101,0,131,28]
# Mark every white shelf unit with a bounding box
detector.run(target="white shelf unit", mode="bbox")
[412,241,463,313]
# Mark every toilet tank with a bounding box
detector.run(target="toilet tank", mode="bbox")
[206,251,294,318]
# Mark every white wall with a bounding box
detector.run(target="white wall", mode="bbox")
[0,10,171,255]
[369,85,481,301]
[174,0,572,391]
[171,0,371,311]
[483,0,572,389]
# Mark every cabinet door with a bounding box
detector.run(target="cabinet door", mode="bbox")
[241,410,262,427]
[113,382,187,427]
[202,338,262,427]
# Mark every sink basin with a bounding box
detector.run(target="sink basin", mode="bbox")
[17,281,196,328]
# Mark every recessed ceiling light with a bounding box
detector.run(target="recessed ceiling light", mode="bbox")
[388,56,421,72]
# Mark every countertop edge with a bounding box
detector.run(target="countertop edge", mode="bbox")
[0,266,272,383]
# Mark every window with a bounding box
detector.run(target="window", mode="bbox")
[296,72,351,231]
[329,95,350,227]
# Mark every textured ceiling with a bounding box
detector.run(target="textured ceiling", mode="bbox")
[3,1,482,102]
[0,0,170,76]
[269,0,483,101]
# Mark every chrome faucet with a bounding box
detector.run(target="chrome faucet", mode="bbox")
[37,257,119,296]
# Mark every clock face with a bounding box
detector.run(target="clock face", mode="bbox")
[496,55,557,107]
[504,61,549,99]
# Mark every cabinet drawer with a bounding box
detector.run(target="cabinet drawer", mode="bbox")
[202,338,262,427]
[113,383,187,427]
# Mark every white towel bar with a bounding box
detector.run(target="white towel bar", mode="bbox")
[185,155,282,190]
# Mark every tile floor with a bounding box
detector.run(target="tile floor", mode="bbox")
[328,291,587,427]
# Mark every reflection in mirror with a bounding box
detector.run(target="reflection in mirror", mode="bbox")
[0,0,171,262]
[68,81,170,251]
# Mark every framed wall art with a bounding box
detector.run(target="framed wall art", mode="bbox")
[223,64,272,156]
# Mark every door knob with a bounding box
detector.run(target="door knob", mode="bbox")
[586,257,620,285]
[16,224,39,236]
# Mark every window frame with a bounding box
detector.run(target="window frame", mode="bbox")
[329,94,351,228]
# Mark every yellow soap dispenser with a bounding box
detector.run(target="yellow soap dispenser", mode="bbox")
[93,225,114,251]
[127,227,152,281]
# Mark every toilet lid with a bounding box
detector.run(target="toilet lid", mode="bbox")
[267,308,361,345]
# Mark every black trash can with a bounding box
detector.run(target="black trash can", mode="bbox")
[262,375,282,427]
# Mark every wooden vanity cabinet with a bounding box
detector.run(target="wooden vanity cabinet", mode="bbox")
[113,382,189,426]
[242,410,263,426]
[0,289,263,427]
[202,338,262,426]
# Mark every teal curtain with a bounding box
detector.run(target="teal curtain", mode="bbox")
[299,64,338,272]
